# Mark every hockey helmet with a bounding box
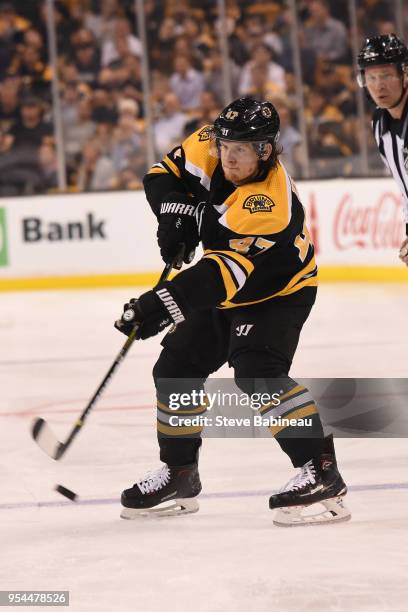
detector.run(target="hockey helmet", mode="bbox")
[211,97,280,162]
[357,34,408,87]
[213,98,280,143]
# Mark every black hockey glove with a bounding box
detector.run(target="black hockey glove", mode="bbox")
[114,284,186,340]
[157,193,199,265]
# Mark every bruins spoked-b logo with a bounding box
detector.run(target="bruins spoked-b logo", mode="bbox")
[198,125,213,141]
[243,194,275,214]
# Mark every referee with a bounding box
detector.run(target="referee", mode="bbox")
[357,34,408,265]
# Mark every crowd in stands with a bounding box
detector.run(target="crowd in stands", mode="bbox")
[0,0,405,195]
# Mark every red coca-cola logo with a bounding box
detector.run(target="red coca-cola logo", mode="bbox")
[333,192,404,250]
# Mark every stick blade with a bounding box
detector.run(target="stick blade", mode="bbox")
[31,418,62,460]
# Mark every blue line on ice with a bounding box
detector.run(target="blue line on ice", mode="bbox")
[1,482,408,510]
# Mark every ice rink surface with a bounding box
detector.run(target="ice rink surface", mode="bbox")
[1,283,407,612]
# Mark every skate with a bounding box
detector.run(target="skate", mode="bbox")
[120,463,202,519]
[269,435,351,527]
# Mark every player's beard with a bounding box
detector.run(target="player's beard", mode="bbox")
[223,165,258,185]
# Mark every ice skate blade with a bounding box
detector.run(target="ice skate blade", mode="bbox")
[273,496,351,527]
[120,497,199,519]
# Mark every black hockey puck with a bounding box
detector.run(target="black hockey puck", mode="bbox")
[55,484,78,502]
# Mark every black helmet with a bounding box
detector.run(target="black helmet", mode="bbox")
[212,97,280,144]
[357,34,408,86]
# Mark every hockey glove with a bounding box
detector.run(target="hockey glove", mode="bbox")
[157,193,199,265]
[114,284,186,340]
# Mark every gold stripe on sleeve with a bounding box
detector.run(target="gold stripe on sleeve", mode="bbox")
[204,254,239,300]
[204,249,254,275]
[163,156,182,178]
[147,166,169,175]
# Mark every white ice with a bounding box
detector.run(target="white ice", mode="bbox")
[1,284,407,612]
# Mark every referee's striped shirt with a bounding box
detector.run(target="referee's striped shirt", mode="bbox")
[372,100,408,234]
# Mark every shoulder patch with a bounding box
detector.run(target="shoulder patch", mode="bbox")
[198,126,212,141]
[243,194,275,214]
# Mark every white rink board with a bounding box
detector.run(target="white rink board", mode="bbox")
[299,177,406,265]
[0,179,405,280]
[0,191,162,278]
[0,178,406,281]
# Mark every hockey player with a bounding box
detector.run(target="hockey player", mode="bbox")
[115,97,350,526]
[357,34,408,266]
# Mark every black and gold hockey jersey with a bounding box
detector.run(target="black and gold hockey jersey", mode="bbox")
[143,126,317,310]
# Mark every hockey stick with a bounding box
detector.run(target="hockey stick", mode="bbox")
[31,249,183,460]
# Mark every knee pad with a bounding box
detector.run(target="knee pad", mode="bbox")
[231,349,292,395]
[153,349,207,390]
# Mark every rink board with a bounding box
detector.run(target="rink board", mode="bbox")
[0,177,407,290]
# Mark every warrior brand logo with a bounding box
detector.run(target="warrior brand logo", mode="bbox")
[236,324,254,337]
[0,208,9,266]
[198,126,212,141]
[156,289,185,324]
[160,202,195,216]
[243,194,275,214]
[225,110,239,120]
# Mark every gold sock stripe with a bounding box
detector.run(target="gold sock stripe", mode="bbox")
[157,421,204,436]
[269,403,318,436]
[259,385,306,415]
[157,400,209,415]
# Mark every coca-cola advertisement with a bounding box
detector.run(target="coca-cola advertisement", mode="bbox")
[299,178,406,267]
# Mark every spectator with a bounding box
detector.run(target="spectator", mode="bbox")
[64,97,96,161]
[70,28,101,87]
[242,63,284,100]
[0,76,19,132]
[153,92,187,156]
[85,0,123,46]
[111,98,144,173]
[7,37,51,99]
[304,89,343,133]
[271,94,303,176]
[169,55,205,111]
[303,0,349,63]
[10,96,52,151]
[99,41,143,99]
[154,17,178,73]
[179,16,214,65]
[240,14,283,59]
[91,87,118,125]
[202,48,240,105]
[184,91,220,134]
[309,122,352,159]
[76,138,115,191]
[101,18,142,67]
[238,43,286,96]
[38,141,57,192]
[0,124,12,153]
